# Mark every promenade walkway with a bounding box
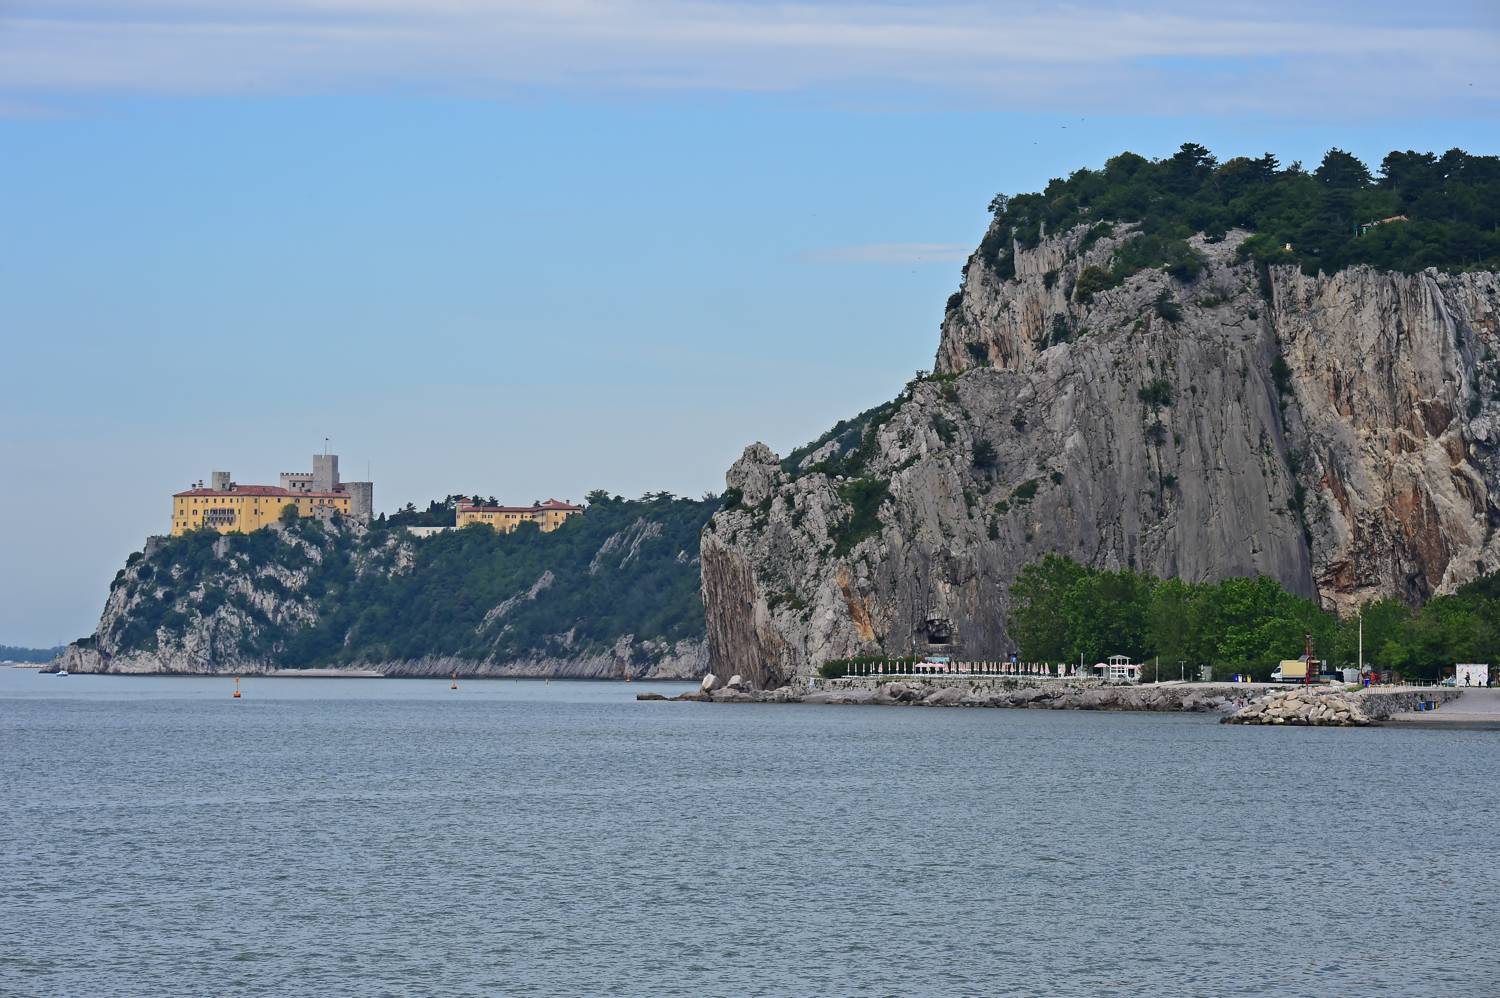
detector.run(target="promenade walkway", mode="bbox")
[1386,688,1500,726]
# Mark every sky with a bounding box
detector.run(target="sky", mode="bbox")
[1,1,1497,646]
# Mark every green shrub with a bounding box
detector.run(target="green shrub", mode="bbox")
[831,478,892,556]
[1073,266,1117,303]
[931,414,957,444]
[1154,290,1184,323]
[1050,314,1072,344]
[1271,356,1294,397]
[1080,222,1113,251]
[1137,378,1175,409]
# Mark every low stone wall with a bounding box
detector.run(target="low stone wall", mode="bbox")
[1351,687,1465,719]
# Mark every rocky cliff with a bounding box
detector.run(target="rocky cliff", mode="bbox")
[58,494,715,678]
[702,223,1500,688]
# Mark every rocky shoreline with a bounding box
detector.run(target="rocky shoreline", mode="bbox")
[641,674,1247,713]
[48,639,707,681]
[639,674,1469,726]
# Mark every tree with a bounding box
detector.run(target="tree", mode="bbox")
[279,503,299,525]
[1009,555,1091,661]
[1315,148,1373,190]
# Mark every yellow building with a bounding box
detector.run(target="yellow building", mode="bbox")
[170,458,370,536]
[455,498,583,533]
[171,485,352,536]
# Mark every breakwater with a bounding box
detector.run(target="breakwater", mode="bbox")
[1221,686,1465,726]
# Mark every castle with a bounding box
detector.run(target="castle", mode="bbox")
[171,454,374,536]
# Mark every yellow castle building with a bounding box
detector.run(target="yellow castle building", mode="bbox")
[170,455,373,536]
[455,498,583,533]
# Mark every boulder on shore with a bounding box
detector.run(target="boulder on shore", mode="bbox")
[922,687,966,707]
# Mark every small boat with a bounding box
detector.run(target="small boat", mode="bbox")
[54,668,69,676]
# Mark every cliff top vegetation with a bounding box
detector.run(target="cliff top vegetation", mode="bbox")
[980,144,1500,279]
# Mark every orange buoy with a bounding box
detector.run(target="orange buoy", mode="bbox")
[232,676,242,699]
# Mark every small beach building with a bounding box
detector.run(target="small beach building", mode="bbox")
[1092,655,1141,685]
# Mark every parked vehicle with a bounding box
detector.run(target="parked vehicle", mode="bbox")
[1270,657,1336,683]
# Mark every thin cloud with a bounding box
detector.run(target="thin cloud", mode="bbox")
[1,2,1495,113]
[807,242,971,265]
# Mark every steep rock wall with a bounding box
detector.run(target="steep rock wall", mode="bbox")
[703,225,1500,688]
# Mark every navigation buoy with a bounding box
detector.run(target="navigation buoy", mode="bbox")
[232,676,242,699]
[450,670,458,691]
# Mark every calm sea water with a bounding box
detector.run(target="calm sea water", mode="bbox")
[2,669,1497,997]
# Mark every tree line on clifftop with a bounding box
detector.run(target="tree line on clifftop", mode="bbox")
[977,144,1500,286]
[1009,555,1500,682]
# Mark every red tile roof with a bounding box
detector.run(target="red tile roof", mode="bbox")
[458,498,583,514]
[173,485,349,499]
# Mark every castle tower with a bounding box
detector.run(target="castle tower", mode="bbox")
[211,470,231,491]
[345,481,374,523]
[311,453,339,493]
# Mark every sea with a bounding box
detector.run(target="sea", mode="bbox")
[2,668,1497,997]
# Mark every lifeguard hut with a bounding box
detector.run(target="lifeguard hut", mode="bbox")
[1093,655,1141,685]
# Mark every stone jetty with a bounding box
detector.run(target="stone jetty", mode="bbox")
[1220,686,1466,725]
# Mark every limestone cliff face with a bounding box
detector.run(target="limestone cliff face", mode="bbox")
[58,528,339,675]
[702,224,1500,688]
[59,516,709,680]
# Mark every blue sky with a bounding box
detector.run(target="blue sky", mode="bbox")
[2,1,1497,645]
